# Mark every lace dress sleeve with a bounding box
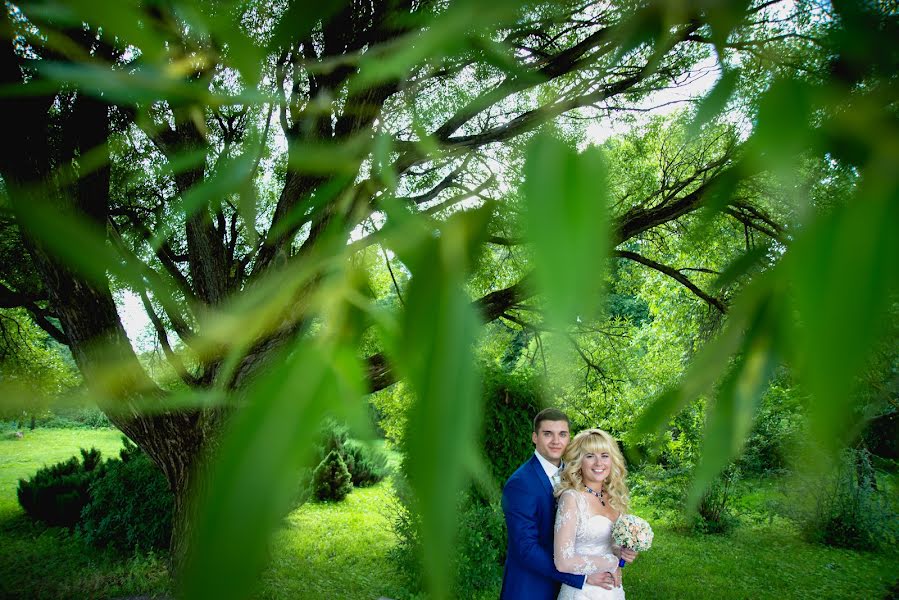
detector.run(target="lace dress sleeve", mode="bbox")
[553,490,619,575]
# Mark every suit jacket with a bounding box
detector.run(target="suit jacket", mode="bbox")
[500,455,586,599]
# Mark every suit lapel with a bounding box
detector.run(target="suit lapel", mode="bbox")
[529,455,554,499]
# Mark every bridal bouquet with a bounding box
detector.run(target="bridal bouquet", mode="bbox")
[612,514,653,566]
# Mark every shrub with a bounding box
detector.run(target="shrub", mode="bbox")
[387,364,536,597]
[79,438,173,552]
[693,466,740,534]
[454,498,506,593]
[311,450,353,502]
[790,448,898,551]
[17,447,105,527]
[38,406,112,429]
[314,420,390,488]
[388,475,506,599]
[480,366,543,487]
[738,383,803,475]
[342,438,389,487]
[630,463,739,534]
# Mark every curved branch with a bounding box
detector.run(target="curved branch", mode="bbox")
[614,250,727,314]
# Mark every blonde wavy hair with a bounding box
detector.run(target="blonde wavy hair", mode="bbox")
[554,428,630,515]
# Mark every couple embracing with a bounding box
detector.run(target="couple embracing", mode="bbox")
[501,408,637,600]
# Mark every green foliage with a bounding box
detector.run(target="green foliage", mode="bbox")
[15,436,174,552]
[480,365,543,488]
[694,465,741,535]
[2,2,897,599]
[0,309,80,421]
[79,439,173,552]
[311,450,354,502]
[388,363,539,596]
[16,447,105,527]
[342,438,389,488]
[314,420,389,488]
[453,498,507,593]
[34,406,113,430]
[787,449,899,552]
[631,463,739,535]
[388,475,506,599]
[737,382,804,475]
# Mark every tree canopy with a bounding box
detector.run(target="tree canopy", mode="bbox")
[1,0,897,598]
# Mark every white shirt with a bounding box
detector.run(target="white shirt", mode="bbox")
[534,450,563,486]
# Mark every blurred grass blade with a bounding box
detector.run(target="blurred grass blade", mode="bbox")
[524,133,610,329]
[712,242,771,292]
[704,0,751,54]
[182,341,364,600]
[269,0,348,53]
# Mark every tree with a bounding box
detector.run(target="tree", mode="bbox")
[1,1,896,598]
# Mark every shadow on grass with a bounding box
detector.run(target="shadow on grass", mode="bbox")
[0,508,171,600]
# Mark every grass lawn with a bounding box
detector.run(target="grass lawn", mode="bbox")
[623,519,899,599]
[2,428,897,599]
[0,428,171,599]
[258,482,407,599]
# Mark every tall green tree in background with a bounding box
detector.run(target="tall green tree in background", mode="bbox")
[0,1,896,598]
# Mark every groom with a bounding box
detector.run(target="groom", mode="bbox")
[500,408,618,599]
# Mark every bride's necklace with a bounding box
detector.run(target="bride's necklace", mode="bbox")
[584,485,605,506]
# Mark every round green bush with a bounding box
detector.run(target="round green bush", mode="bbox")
[79,441,173,552]
[17,447,105,527]
[311,450,353,502]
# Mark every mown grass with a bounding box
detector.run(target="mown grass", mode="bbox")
[258,483,406,599]
[622,519,898,599]
[2,428,897,599]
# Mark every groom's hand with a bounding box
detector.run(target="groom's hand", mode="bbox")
[586,571,615,589]
[620,548,638,564]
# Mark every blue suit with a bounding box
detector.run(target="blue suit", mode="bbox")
[500,455,585,599]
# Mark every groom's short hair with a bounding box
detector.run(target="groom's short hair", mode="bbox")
[533,408,570,432]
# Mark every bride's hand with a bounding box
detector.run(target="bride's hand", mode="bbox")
[585,571,616,590]
[620,547,637,564]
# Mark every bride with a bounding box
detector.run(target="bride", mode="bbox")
[554,428,636,599]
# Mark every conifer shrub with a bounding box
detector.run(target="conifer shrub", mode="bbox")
[79,438,173,552]
[342,438,389,487]
[311,450,353,502]
[17,447,105,527]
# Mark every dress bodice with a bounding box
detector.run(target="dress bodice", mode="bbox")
[554,490,625,600]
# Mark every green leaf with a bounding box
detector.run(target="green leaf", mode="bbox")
[390,209,488,600]
[788,183,899,452]
[150,151,256,251]
[688,68,738,136]
[524,133,610,330]
[703,0,751,54]
[688,300,779,509]
[268,0,348,53]
[633,274,774,438]
[64,0,168,64]
[745,78,814,180]
[182,341,364,600]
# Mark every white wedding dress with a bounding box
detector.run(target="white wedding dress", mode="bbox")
[554,489,625,600]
